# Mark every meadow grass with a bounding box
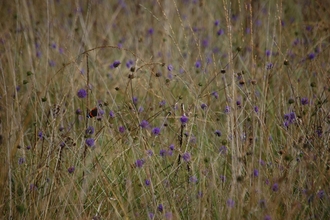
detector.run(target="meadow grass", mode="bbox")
[1,0,330,219]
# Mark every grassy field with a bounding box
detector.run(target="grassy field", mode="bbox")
[1,0,330,219]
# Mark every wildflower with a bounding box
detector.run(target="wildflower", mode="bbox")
[214,20,220,26]
[214,130,221,137]
[301,97,309,105]
[148,212,154,219]
[264,215,272,220]
[68,166,75,174]
[224,106,230,113]
[266,50,271,57]
[169,144,174,151]
[109,110,115,118]
[167,64,173,71]
[254,106,259,113]
[159,100,166,107]
[147,150,153,156]
[18,157,25,165]
[51,42,56,49]
[135,159,144,168]
[113,60,121,68]
[180,115,189,125]
[26,145,31,150]
[220,175,226,182]
[201,103,207,110]
[182,152,191,162]
[140,120,149,129]
[227,199,235,207]
[85,138,95,147]
[160,149,167,157]
[253,169,259,177]
[189,176,198,183]
[132,97,138,105]
[48,60,55,67]
[157,204,163,212]
[152,127,161,135]
[145,179,151,186]
[317,190,325,199]
[85,126,95,135]
[272,183,279,192]
[148,28,154,35]
[219,146,227,155]
[195,60,201,68]
[76,109,82,115]
[211,91,219,99]
[77,89,87,98]
[308,53,316,60]
[119,126,126,133]
[38,131,43,139]
[217,29,224,36]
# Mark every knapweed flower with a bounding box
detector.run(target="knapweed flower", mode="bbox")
[169,144,174,151]
[26,145,31,150]
[112,60,121,68]
[77,88,87,98]
[85,126,95,135]
[272,183,279,192]
[85,138,95,147]
[214,20,220,26]
[160,149,167,157]
[217,29,224,36]
[145,179,151,186]
[180,115,188,125]
[201,103,207,110]
[224,106,230,113]
[109,110,115,118]
[211,91,219,99]
[227,199,235,207]
[18,157,25,165]
[157,204,163,212]
[167,64,173,71]
[301,97,309,105]
[254,106,259,113]
[189,176,198,183]
[119,126,126,133]
[195,60,201,68]
[135,159,145,168]
[68,166,75,174]
[308,52,316,60]
[219,146,227,155]
[132,97,138,105]
[148,28,154,35]
[214,130,221,137]
[38,131,43,139]
[266,50,271,57]
[152,127,161,135]
[253,169,259,177]
[140,120,149,129]
[182,152,191,162]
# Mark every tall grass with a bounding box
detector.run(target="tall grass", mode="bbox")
[1,0,330,219]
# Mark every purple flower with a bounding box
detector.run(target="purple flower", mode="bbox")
[219,146,227,155]
[148,212,154,219]
[85,138,95,147]
[189,176,198,183]
[317,190,325,199]
[160,149,167,157]
[217,29,224,36]
[135,159,145,168]
[68,166,75,174]
[38,131,43,139]
[308,53,316,60]
[195,60,201,68]
[51,42,56,49]
[211,91,219,99]
[253,169,259,177]
[152,127,161,136]
[182,152,191,162]
[169,144,174,151]
[18,157,25,165]
[159,100,166,107]
[148,28,154,35]
[301,97,309,105]
[132,97,138,105]
[224,106,230,113]
[109,110,115,118]
[167,64,173,71]
[180,115,189,125]
[272,183,279,192]
[26,145,31,150]
[201,103,207,110]
[227,199,235,207]
[220,175,226,182]
[113,60,121,68]
[77,89,87,98]
[147,150,153,156]
[145,179,151,186]
[48,60,55,67]
[266,50,271,57]
[214,20,220,26]
[157,204,163,212]
[76,108,82,115]
[140,120,149,129]
[119,126,126,133]
[85,126,95,135]
[264,215,272,220]
[214,130,221,137]
[254,106,259,113]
